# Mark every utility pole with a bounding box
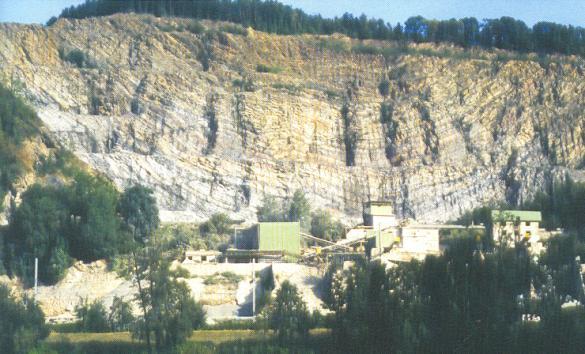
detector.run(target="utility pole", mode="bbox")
[252,258,256,317]
[378,225,382,257]
[34,257,38,301]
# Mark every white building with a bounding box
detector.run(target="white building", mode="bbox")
[400,224,441,254]
[184,249,222,263]
[491,210,542,247]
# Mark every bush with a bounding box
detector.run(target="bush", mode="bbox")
[186,20,205,34]
[310,210,345,242]
[271,83,300,94]
[378,79,390,98]
[156,23,177,32]
[199,213,232,237]
[256,64,283,74]
[61,49,94,68]
[232,78,255,92]
[220,24,248,36]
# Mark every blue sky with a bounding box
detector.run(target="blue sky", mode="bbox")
[1,0,585,27]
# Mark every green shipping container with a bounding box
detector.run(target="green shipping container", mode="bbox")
[256,222,301,256]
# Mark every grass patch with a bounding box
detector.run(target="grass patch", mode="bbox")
[271,82,300,94]
[324,89,340,100]
[44,329,333,353]
[256,63,283,74]
[315,38,350,53]
[203,271,244,285]
[232,78,256,92]
[219,24,248,36]
[156,23,178,32]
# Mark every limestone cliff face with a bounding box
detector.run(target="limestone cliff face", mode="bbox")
[1,14,584,223]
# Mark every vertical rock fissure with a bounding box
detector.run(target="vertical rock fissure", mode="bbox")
[204,92,218,154]
[341,81,359,167]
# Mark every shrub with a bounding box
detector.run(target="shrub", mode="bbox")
[220,24,248,36]
[256,64,283,74]
[156,23,177,32]
[232,78,255,92]
[199,213,232,237]
[61,49,94,68]
[378,79,390,98]
[186,20,205,34]
[310,210,345,242]
[316,38,350,54]
[325,89,340,100]
[271,83,300,94]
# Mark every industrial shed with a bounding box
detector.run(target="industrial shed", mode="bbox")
[237,221,301,256]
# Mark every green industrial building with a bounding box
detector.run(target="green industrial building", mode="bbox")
[238,221,301,256]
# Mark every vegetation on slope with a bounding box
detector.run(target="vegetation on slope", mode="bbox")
[0,83,166,291]
[0,83,39,207]
[52,0,585,57]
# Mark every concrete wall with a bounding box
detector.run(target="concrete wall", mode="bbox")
[401,227,440,253]
[370,215,398,229]
[365,204,394,216]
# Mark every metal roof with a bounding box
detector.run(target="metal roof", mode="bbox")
[491,210,542,222]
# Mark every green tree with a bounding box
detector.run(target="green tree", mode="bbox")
[0,285,48,354]
[257,196,285,222]
[66,172,123,261]
[6,184,71,284]
[132,252,205,351]
[287,190,310,227]
[119,185,160,352]
[118,185,160,244]
[310,210,344,242]
[75,299,109,332]
[108,296,135,332]
[267,280,310,342]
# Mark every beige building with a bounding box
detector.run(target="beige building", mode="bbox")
[491,210,542,247]
[363,201,398,230]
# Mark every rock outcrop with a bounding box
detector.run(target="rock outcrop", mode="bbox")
[0,14,584,223]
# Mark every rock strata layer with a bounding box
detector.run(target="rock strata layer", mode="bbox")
[0,14,583,223]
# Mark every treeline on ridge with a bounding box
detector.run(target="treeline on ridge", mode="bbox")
[51,0,585,57]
